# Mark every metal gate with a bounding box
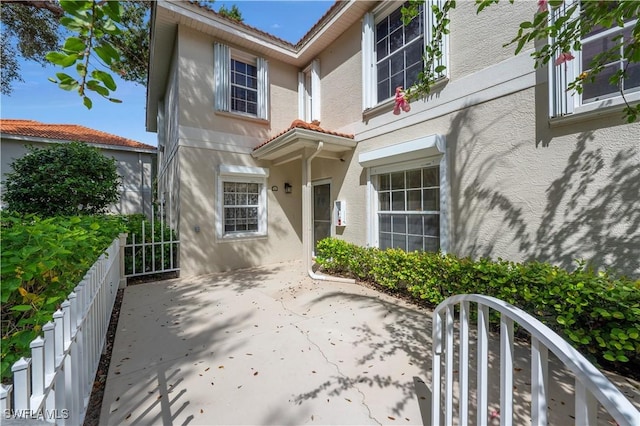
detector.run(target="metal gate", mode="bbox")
[124,204,180,278]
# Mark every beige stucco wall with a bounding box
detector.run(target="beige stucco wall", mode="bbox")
[336,85,640,277]
[161,2,639,278]
[0,138,154,216]
[448,1,535,80]
[177,146,302,276]
[176,25,299,139]
[309,1,640,277]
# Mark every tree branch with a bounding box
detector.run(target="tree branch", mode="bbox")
[5,0,63,17]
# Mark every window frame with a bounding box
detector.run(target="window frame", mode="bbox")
[548,1,640,118]
[579,21,640,105]
[375,165,441,252]
[216,165,269,240]
[359,135,449,253]
[362,0,449,111]
[213,43,269,121]
[230,56,259,116]
[298,59,321,122]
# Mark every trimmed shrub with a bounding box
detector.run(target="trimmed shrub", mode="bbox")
[316,237,640,371]
[3,142,120,217]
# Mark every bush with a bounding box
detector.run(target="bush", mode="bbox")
[316,237,640,371]
[0,212,126,381]
[3,142,120,216]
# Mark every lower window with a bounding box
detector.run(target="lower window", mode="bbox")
[217,165,269,239]
[376,166,440,252]
[223,182,260,234]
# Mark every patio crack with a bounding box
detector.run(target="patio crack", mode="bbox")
[292,322,382,426]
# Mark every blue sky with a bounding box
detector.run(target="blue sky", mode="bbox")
[0,1,334,147]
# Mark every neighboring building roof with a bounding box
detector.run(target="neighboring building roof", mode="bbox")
[0,119,156,152]
[254,119,355,151]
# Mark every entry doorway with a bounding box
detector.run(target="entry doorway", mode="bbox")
[312,180,331,256]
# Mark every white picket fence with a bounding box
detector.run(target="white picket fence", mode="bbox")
[1,235,126,425]
[430,294,639,426]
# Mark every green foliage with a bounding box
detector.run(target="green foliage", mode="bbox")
[0,2,61,94]
[0,213,126,382]
[402,0,640,122]
[104,1,151,87]
[3,142,121,217]
[316,237,640,370]
[122,214,178,275]
[46,0,124,107]
[218,4,243,21]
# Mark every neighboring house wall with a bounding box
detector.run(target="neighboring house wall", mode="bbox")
[151,1,639,278]
[0,138,155,216]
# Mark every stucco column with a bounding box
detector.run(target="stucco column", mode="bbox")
[302,143,323,273]
[302,154,311,272]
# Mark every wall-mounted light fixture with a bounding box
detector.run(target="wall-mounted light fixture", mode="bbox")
[284,182,292,194]
[271,185,278,192]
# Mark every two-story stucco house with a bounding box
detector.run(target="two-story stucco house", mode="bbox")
[146,1,639,278]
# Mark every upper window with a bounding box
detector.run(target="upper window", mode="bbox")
[375,3,425,103]
[298,59,321,122]
[581,22,640,104]
[214,43,269,120]
[549,2,639,117]
[362,1,448,110]
[231,59,258,115]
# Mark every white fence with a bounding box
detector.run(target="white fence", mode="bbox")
[430,294,639,426]
[1,235,126,425]
[124,204,179,278]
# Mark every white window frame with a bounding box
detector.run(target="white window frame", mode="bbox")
[298,59,321,122]
[359,134,449,253]
[214,43,269,120]
[548,1,640,118]
[362,0,448,110]
[216,165,269,240]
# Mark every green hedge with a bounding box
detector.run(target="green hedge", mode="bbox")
[316,237,640,370]
[1,213,126,381]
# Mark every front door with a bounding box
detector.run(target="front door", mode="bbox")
[313,182,331,255]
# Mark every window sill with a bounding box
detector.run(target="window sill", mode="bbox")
[218,232,267,242]
[549,91,640,127]
[362,78,449,121]
[215,110,269,125]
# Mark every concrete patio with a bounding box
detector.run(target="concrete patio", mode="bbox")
[99,261,640,425]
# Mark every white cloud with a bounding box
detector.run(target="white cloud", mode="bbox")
[271,23,281,29]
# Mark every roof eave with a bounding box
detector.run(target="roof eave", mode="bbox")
[252,128,356,161]
[0,133,157,154]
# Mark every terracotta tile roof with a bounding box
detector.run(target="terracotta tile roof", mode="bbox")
[254,119,354,150]
[0,119,156,151]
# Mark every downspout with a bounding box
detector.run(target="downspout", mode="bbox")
[304,142,355,283]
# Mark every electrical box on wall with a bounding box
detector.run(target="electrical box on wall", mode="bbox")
[334,200,346,226]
